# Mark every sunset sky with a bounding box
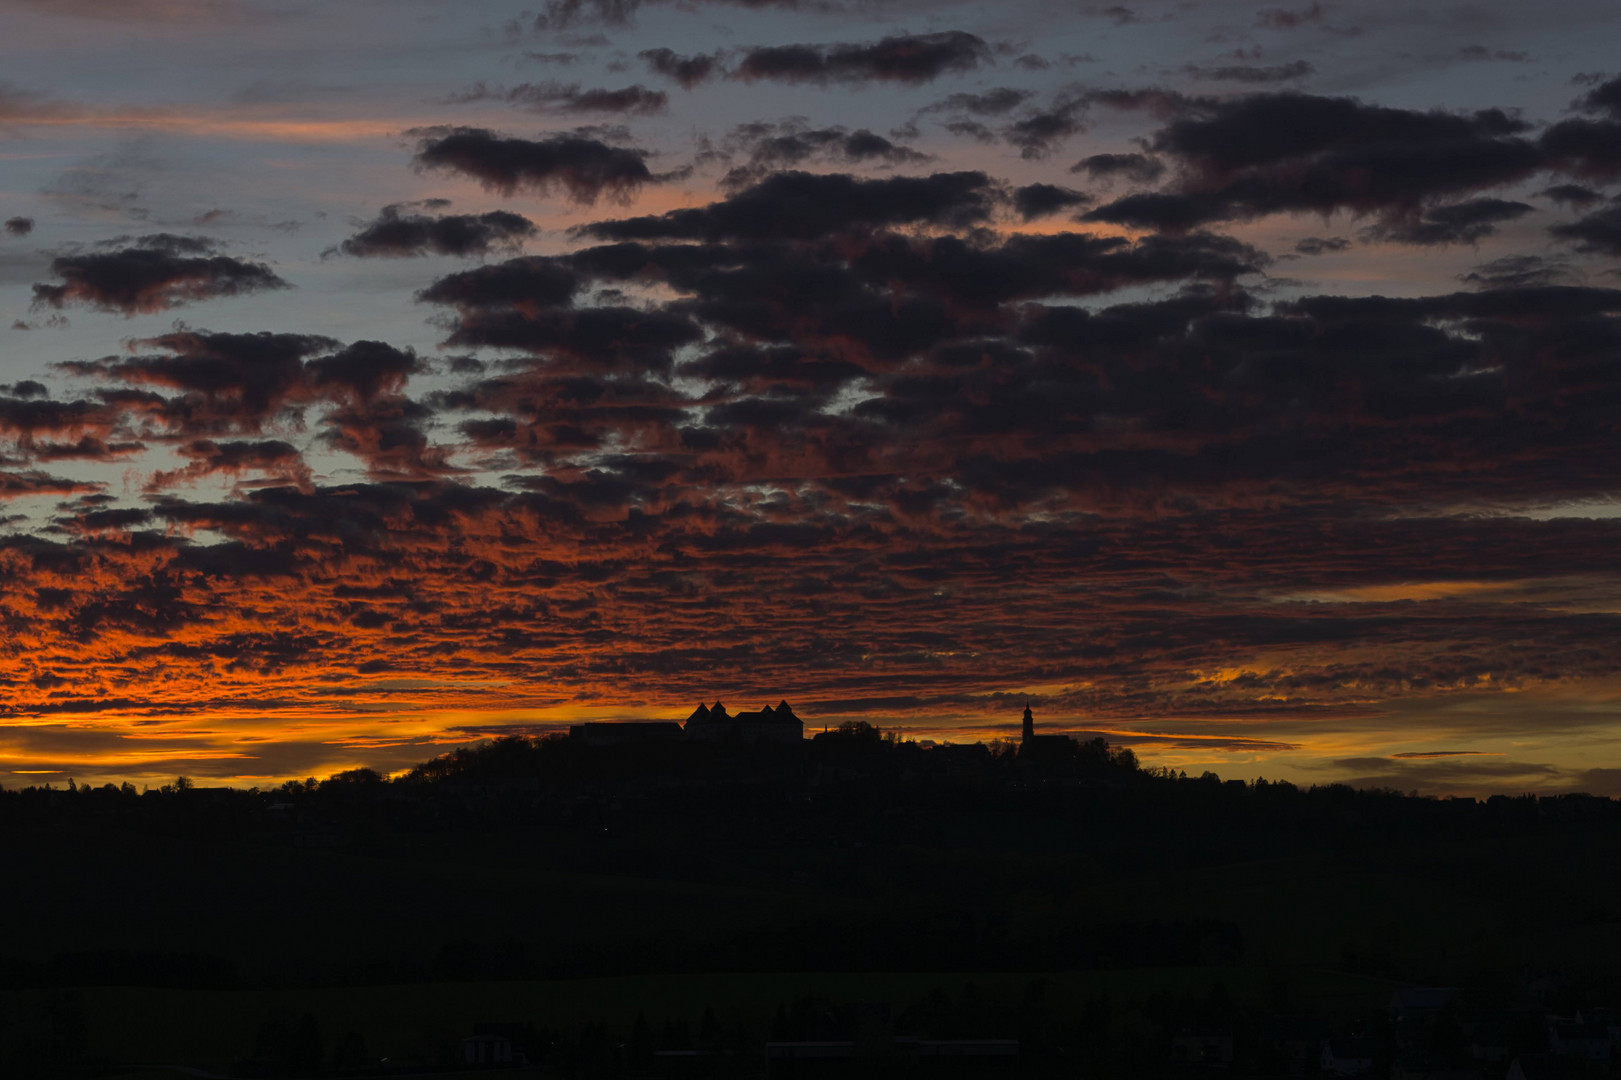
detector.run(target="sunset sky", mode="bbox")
[2,0,1621,794]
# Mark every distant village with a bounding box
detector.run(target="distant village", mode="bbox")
[457,982,1621,1079]
[568,700,1089,759]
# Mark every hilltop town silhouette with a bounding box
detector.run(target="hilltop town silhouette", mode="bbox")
[565,698,1119,766]
[4,703,1621,1078]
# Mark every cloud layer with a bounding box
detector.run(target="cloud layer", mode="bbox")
[3,5,1621,792]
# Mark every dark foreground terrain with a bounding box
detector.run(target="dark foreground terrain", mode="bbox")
[4,728,1621,1078]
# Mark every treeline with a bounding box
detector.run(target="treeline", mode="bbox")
[2,724,1618,845]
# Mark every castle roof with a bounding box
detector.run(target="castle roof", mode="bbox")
[682,699,802,727]
[733,702,799,723]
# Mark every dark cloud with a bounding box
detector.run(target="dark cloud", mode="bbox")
[524,51,582,65]
[1539,82,1621,181]
[730,32,992,87]
[1001,94,1090,158]
[4,216,33,236]
[415,257,582,311]
[924,88,1036,116]
[851,230,1266,310]
[418,259,699,374]
[1457,45,1529,63]
[0,470,100,499]
[1575,73,1621,119]
[29,434,144,462]
[433,306,703,375]
[639,48,720,89]
[1538,118,1621,182]
[1181,60,1314,84]
[1550,203,1621,256]
[0,394,117,451]
[1255,4,1322,30]
[146,439,310,493]
[306,341,421,403]
[1457,254,1575,289]
[452,80,668,115]
[717,123,931,188]
[412,127,673,204]
[1085,92,1543,231]
[530,0,639,29]
[60,331,428,441]
[1367,198,1535,246]
[1541,184,1604,208]
[1012,183,1092,220]
[1294,236,1350,256]
[1071,152,1166,184]
[71,330,327,435]
[1091,5,1138,26]
[333,205,537,259]
[942,120,995,143]
[680,344,865,394]
[31,234,288,315]
[579,170,999,242]
[318,395,449,479]
[1330,755,1565,793]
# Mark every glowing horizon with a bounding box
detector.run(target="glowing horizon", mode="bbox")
[3,0,1621,799]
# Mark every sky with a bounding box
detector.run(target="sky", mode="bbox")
[2,0,1621,794]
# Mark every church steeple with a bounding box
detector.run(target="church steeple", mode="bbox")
[1022,702,1034,742]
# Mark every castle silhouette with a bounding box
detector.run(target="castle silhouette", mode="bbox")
[685,699,802,743]
[569,700,802,745]
[568,700,1075,753]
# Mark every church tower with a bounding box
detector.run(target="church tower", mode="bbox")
[1022,702,1034,743]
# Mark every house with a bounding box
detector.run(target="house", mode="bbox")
[685,700,803,743]
[1392,988,1462,1051]
[463,1031,512,1065]
[1171,1028,1234,1068]
[1461,1009,1539,1064]
[1547,1018,1610,1061]
[461,1022,533,1067]
[1322,1037,1380,1076]
[1583,1009,1621,1052]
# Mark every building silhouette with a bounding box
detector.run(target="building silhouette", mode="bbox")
[568,700,804,744]
[686,700,803,744]
[1019,703,1080,766]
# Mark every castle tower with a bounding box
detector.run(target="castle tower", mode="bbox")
[1022,702,1034,743]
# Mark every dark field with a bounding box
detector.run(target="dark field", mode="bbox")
[4,736,1620,1076]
